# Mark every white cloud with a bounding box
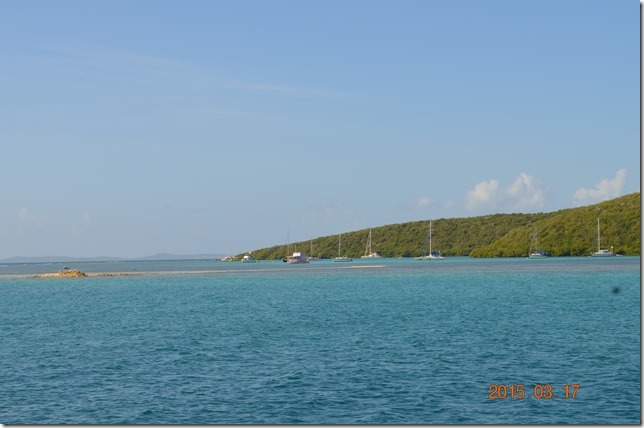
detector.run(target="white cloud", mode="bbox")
[506,173,545,211]
[404,197,437,212]
[416,197,430,207]
[17,207,48,228]
[47,43,342,98]
[18,208,33,225]
[466,173,546,212]
[81,212,92,223]
[466,179,500,210]
[573,169,627,204]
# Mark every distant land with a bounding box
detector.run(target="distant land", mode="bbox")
[0,253,227,264]
[246,192,640,259]
[4,193,640,263]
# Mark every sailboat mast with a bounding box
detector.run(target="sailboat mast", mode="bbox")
[286,231,291,255]
[429,220,433,255]
[365,228,372,256]
[597,218,601,252]
[534,226,539,253]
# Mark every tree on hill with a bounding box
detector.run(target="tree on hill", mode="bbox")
[245,193,640,259]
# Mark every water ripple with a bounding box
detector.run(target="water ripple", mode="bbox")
[0,258,639,423]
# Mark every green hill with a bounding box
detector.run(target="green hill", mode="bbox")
[470,192,640,257]
[245,193,640,259]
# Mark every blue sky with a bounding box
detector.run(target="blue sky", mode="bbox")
[1,0,639,259]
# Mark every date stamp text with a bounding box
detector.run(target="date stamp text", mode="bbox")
[488,384,580,400]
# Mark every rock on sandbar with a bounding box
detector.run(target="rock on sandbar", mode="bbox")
[35,269,87,278]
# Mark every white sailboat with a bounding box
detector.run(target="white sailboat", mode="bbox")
[361,227,382,259]
[334,234,352,262]
[591,218,614,257]
[528,226,547,258]
[415,220,444,260]
[307,239,320,261]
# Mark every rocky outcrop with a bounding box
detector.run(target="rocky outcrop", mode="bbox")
[59,269,87,277]
[34,269,87,278]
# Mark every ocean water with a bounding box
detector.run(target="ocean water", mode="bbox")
[0,257,639,424]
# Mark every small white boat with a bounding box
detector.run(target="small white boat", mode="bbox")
[334,234,353,262]
[528,226,548,259]
[591,218,614,257]
[415,253,444,260]
[529,251,548,259]
[592,249,614,257]
[241,253,259,263]
[361,228,382,259]
[287,252,310,264]
[361,253,382,258]
[415,220,444,260]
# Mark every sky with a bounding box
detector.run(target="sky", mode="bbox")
[0,0,640,259]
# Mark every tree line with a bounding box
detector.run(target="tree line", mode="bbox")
[241,193,640,259]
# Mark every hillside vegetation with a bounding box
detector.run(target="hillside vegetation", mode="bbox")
[245,193,640,259]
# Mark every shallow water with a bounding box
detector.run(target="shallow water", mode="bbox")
[0,257,640,423]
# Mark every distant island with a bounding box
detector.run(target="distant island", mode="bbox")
[0,253,227,264]
[245,193,640,259]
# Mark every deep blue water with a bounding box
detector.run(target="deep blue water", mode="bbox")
[0,257,640,424]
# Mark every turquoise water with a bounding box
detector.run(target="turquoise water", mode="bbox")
[0,257,640,424]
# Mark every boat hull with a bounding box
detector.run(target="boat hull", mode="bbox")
[528,252,547,259]
[591,251,614,257]
[287,252,309,264]
[361,253,382,259]
[287,258,309,264]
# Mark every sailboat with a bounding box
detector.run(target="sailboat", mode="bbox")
[282,231,291,262]
[333,234,352,262]
[528,226,547,258]
[415,220,444,260]
[591,218,614,257]
[307,239,320,261]
[361,228,382,258]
